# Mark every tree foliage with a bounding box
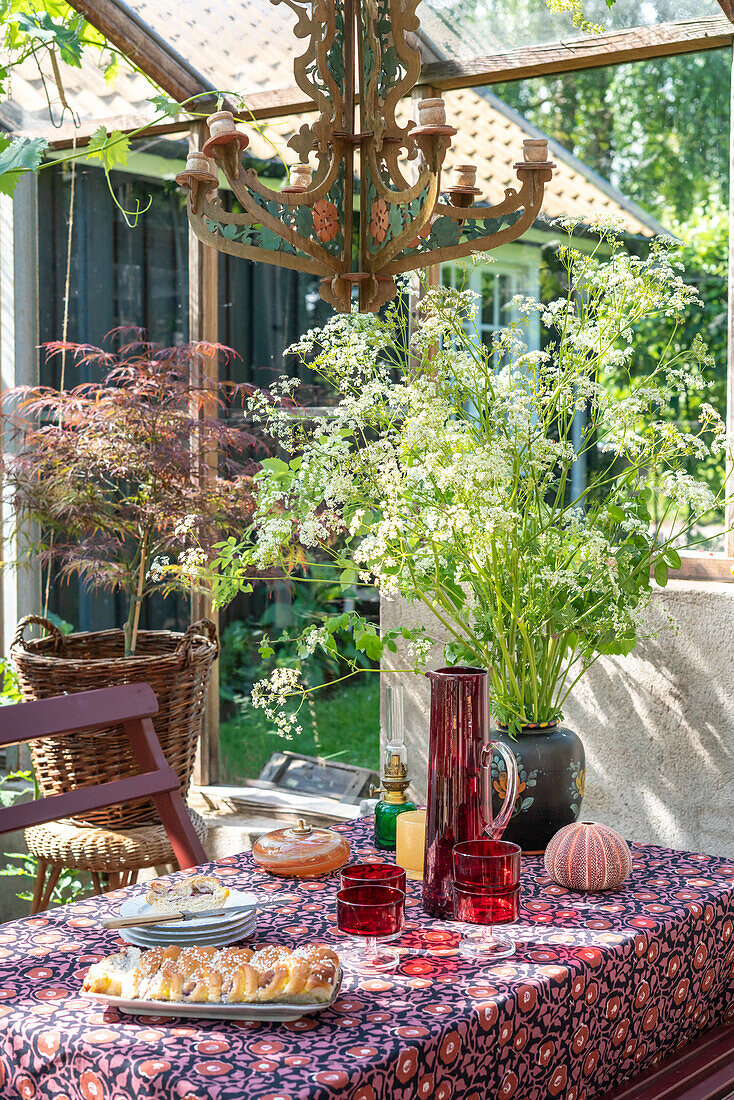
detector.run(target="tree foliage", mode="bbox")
[631,200,729,504]
[495,49,730,225]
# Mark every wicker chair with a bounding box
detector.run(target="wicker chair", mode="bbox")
[0,683,209,913]
[11,616,218,830]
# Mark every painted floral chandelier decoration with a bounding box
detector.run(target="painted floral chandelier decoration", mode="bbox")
[175,0,556,313]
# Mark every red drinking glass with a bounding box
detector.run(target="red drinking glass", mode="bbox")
[340,864,407,939]
[453,883,520,925]
[341,862,407,895]
[453,839,521,890]
[336,885,405,973]
[452,839,521,960]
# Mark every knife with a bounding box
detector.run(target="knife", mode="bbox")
[102,904,258,930]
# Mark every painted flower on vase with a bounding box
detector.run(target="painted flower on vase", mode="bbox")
[312,198,339,243]
[570,763,585,817]
[493,756,537,817]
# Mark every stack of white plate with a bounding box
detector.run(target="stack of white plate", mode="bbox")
[117,889,258,948]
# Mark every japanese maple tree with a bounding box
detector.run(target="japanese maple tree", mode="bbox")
[2,329,260,655]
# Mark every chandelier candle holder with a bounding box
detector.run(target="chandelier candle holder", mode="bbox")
[176,0,556,313]
[202,111,250,179]
[176,152,219,215]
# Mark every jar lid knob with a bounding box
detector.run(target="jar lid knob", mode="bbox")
[292,818,312,836]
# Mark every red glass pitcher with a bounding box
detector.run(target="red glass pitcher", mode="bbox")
[422,667,519,918]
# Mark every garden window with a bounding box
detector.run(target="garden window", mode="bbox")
[441,251,542,355]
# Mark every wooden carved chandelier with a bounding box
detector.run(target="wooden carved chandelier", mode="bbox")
[176,0,556,314]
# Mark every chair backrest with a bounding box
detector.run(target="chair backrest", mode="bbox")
[0,683,159,746]
[0,683,207,869]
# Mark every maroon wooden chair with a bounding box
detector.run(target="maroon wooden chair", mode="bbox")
[0,683,208,880]
[595,1024,734,1100]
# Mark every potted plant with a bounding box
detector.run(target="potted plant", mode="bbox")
[182,227,730,851]
[2,329,258,827]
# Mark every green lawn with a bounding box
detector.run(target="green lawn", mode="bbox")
[220,676,380,782]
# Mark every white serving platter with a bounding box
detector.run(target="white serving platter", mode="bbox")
[86,971,342,1022]
[120,912,258,941]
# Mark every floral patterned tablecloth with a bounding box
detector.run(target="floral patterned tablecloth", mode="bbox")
[1,817,733,1100]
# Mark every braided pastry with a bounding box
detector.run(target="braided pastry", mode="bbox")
[83,946,142,998]
[142,947,220,1003]
[83,942,340,1005]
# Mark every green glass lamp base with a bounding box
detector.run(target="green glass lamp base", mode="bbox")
[374,799,417,851]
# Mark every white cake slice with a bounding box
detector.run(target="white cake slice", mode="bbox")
[145,874,229,915]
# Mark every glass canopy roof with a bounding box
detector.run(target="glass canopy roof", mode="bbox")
[418,0,724,60]
[129,0,727,88]
[1,0,726,132]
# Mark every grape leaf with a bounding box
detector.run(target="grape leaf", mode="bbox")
[0,136,48,197]
[103,55,120,88]
[85,127,130,171]
[149,94,184,119]
[9,12,83,68]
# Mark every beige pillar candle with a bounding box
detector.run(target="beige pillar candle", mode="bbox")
[396,809,426,881]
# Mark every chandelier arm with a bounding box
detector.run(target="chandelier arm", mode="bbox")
[384,201,542,277]
[221,181,341,272]
[359,0,382,148]
[314,0,345,128]
[378,0,422,156]
[437,165,554,221]
[188,206,331,275]
[379,146,414,193]
[364,143,433,203]
[436,190,525,222]
[227,156,343,208]
[194,199,255,228]
[272,0,341,132]
[269,0,345,174]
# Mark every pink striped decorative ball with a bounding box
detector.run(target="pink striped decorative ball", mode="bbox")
[544,822,631,892]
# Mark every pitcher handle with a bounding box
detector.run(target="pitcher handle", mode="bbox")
[480,740,519,840]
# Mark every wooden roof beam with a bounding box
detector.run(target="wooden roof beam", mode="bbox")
[716,1,734,23]
[19,113,193,150]
[420,16,734,90]
[22,81,316,150]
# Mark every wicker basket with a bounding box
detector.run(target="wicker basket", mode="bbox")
[11,615,219,829]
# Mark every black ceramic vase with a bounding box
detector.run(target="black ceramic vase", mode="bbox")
[490,723,585,853]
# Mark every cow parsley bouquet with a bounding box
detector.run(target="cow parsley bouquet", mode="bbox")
[192,226,728,733]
